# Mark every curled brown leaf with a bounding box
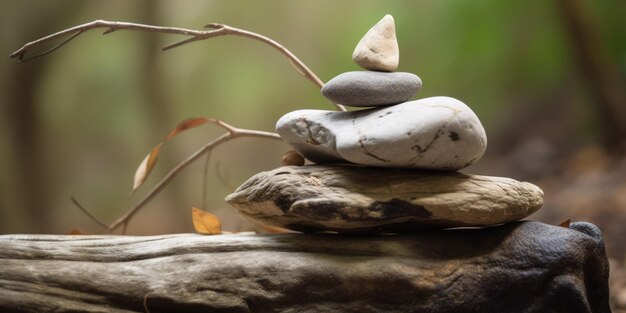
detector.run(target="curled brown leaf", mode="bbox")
[131,117,210,194]
[164,117,210,141]
[558,218,571,228]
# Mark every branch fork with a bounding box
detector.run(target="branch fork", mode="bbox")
[10,19,345,111]
[11,19,348,233]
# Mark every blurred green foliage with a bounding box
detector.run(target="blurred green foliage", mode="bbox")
[1,0,624,235]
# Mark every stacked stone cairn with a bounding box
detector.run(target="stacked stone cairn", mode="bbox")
[226,15,544,233]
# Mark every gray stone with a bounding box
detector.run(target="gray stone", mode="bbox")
[276,96,487,170]
[321,71,422,107]
[0,221,611,313]
[226,165,543,233]
[352,14,399,72]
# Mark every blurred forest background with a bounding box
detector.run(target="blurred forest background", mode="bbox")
[2,0,626,308]
[1,0,625,268]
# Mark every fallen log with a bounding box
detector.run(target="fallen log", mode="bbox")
[0,221,611,313]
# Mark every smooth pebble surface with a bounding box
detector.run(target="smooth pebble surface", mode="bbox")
[321,71,422,107]
[352,14,399,72]
[276,96,487,170]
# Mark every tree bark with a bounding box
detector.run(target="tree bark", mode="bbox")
[557,0,626,148]
[0,221,611,313]
[1,2,85,233]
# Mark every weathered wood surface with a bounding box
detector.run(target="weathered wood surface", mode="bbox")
[0,221,610,313]
[226,165,544,233]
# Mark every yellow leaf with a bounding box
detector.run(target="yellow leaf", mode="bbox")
[192,207,222,235]
[558,218,571,228]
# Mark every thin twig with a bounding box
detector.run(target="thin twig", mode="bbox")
[10,20,216,61]
[69,120,281,232]
[70,196,109,230]
[107,120,282,231]
[215,160,236,190]
[207,118,238,134]
[201,152,211,209]
[10,19,346,111]
[16,30,83,63]
[13,19,345,233]
[143,292,152,313]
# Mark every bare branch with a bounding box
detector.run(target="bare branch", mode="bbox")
[10,20,211,60]
[121,222,129,236]
[71,119,281,232]
[12,19,349,233]
[215,160,236,190]
[107,120,282,231]
[14,30,83,63]
[201,152,212,209]
[207,118,238,134]
[70,196,109,230]
[10,19,347,111]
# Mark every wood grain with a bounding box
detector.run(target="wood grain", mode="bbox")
[0,221,610,313]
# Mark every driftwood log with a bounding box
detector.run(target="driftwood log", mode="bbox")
[0,221,611,313]
[226,165,544,233]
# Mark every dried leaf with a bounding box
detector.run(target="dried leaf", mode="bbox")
[164,117,209,141]
[558,218,571,228]
[282,150,305,166]
[192,207,222,235]
[260,224,292,234]
[69,228,88,235]
[132,143,162,194]
[131,117,210,193]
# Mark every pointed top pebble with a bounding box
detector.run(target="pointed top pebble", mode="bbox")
[352,14,399,72]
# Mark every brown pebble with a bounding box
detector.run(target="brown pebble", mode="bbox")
[282,150,305,166]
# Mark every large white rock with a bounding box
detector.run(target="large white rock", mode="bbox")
[276,96,487,170]
[352,14,399,72]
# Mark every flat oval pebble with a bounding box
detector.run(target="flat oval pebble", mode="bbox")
[321,71,422,107]
[226,165,544,233]
[276,96,487,170]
